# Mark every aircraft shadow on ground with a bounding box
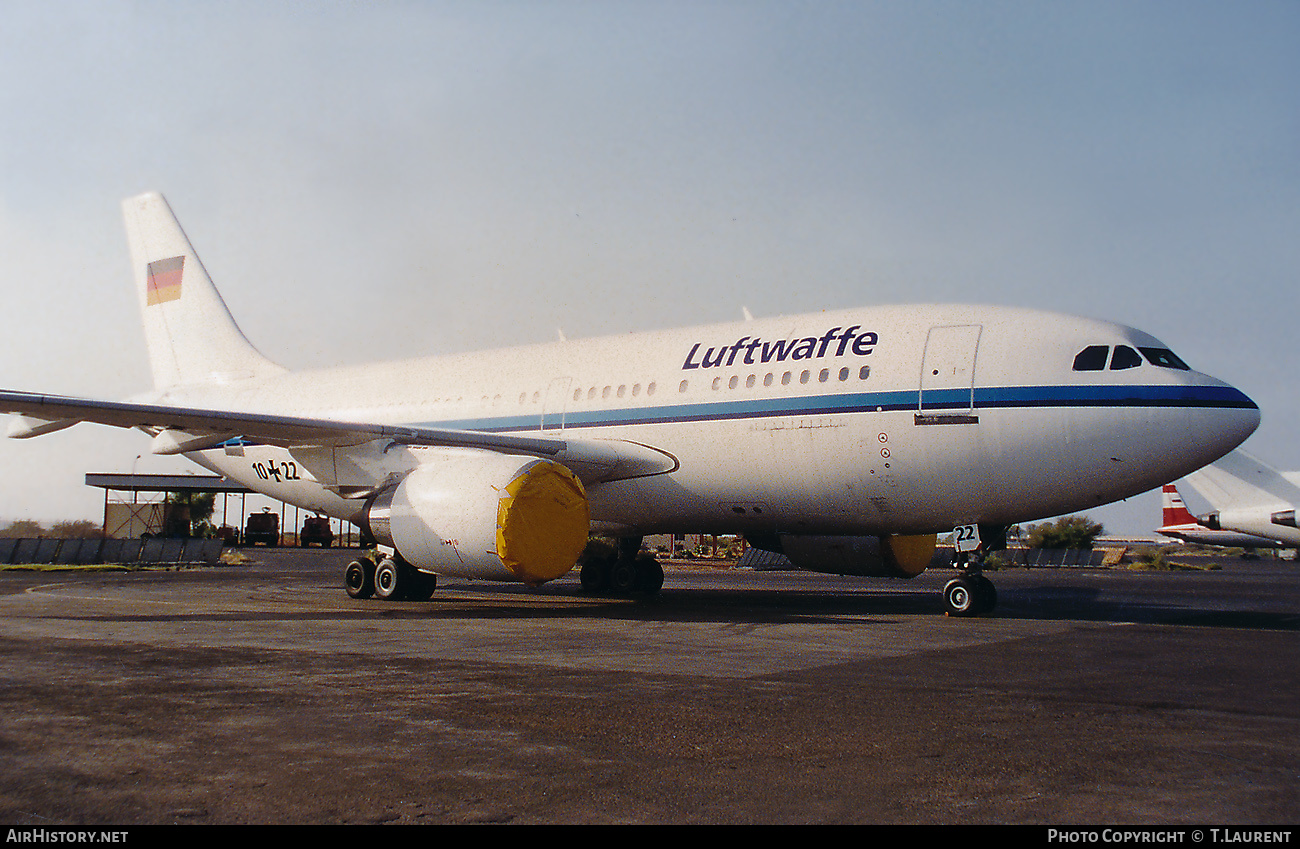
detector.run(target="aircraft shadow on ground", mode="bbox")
[48,579,1300,632]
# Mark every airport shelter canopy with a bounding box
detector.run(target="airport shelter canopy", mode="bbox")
[85,473,255,539]
[85,473,254,495]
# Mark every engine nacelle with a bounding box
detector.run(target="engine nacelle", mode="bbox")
[364,450,589,584]
[772,533,939,578]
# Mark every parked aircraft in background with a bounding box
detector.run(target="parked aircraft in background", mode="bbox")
[0,193,1260,616]
[1155,483,1280,549]
[1184,450,1300,549]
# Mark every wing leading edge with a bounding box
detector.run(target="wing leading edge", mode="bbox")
[0,389,677,486]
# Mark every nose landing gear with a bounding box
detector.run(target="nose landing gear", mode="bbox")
[943,523,1005,617]
[942,571,997,617]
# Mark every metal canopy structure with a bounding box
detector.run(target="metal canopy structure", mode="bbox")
[84,473,253,494]
[86,473,255,541]
[84,473,358,546]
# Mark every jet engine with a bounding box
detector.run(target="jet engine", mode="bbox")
[763,533,939,578]
[363,450,590,584]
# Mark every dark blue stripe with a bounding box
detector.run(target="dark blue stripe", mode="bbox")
[418,383,1257,434]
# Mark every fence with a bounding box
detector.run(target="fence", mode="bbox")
[0,537,224,566]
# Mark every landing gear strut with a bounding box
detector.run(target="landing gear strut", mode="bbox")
[580,536,664,597]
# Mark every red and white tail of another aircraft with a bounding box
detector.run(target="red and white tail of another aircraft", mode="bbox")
[1180,450,1300,548]
[1156,482,1280,548]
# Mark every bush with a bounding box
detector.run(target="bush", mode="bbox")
[1026,516,1104,550]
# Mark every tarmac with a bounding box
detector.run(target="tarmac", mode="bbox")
[0,548,1297,824]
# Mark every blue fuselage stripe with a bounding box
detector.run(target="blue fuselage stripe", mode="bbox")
[410,383,1258,434]
[214,384,1253,447]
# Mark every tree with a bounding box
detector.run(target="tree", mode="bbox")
[165,491,216,537]
[1026,516,1104,550]
[50,520,103,539]
[0,520,46,538]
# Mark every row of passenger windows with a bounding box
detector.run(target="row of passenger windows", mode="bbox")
[573,382,658,402]
[499,365,874,407]
[1072,345,1190,372]
[708,365,871,391]
[499,383,663,406]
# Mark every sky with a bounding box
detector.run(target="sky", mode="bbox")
[0,1,1297,538]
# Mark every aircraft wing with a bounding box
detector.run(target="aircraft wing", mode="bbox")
[0,389,677,485]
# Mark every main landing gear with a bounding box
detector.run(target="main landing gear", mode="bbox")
[344,553,437,602]
[579,536,664,598]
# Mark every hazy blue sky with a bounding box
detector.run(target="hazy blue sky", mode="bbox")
[1,1,1297,537]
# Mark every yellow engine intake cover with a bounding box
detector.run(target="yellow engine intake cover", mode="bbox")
[496,460,590,584]
[882,533,937,577]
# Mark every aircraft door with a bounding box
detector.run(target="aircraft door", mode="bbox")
[918,325,981,418]
[541,378,571,431]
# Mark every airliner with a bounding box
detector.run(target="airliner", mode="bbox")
[0,193,1260,616]
[1184,450,1300,549]
[1155,483,1279,549]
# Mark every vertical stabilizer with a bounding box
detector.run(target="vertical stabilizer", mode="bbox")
[123,192,286,388]
[1161,483,1197,526]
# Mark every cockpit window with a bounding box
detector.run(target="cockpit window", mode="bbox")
[1139,347,1190,370]
[1072,345,1109,371]
[1109,345,1142,370]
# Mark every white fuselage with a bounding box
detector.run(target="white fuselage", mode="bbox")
[1200,511,1300,548]
[1156,523,1281,549]
[157,303,1256,539]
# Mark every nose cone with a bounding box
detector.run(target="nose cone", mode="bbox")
[1175,377,1260,473]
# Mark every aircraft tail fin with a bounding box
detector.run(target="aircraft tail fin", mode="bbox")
[1184,449,1300,512]
[1161,483,1197,526]
[123,192,286,389]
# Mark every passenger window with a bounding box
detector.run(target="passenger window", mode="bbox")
[746,375,756,388]
[1139,347,1190,370]
[712,377,721,390]
[838,367,849,381]
[1110,346,1142,370]
[1072,345,1109,371]
[859,365,870,380]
